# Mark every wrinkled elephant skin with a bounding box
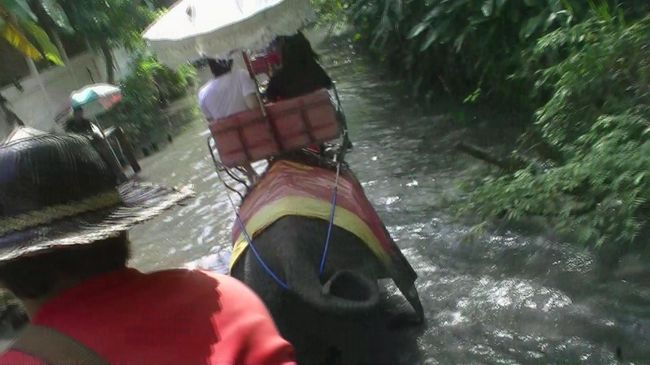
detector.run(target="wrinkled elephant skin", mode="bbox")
[231,216,421,364]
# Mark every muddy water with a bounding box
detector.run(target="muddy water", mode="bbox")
[127,35,650,364]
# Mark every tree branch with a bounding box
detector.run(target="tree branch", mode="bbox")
[455,141,526,172]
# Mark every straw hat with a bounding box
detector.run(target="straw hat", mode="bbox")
[0,131,193,262]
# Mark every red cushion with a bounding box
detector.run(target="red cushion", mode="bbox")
[249,52,281,75]
[209,89,340,167]
[209,109,278,166]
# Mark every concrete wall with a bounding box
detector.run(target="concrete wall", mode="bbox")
[0,107,11,141]
[0,48,132,135]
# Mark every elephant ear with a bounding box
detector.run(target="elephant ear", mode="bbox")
[388,265,424,323]
[375,222,424,323]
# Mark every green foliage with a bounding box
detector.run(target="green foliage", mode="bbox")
[346,0,648,105]
[531,15,649,154]
[57,0,154,50]
[101,56,196,143]
[311,0,349,25]
[347,0,597,105]
[465,15,650,249]
[2,0,158,69]
[0,0,68,64]
[340,0,650,250]
[56,0,156,82]
[35,0,72,32]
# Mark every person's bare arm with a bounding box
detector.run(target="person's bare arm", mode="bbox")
[240,69,260,110]
[245,93,260,110]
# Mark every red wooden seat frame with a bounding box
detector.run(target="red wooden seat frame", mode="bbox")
[208,88,340,168]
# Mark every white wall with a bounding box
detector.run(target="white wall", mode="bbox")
[0,107,10,140]
[0,48,132,134]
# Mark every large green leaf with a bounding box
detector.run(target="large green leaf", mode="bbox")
[21,19,63,64]
[448,0,471,13]
[423,6,443,21]
[454,31,467,53]
[559,0,575,15]
[481,0,494,17]
[0,16,43,60]
[392,0,402,20]
[407,21,428,39]
[1,0,36,22]
[38,0,73,32]
[419,27,439,52]
[521,13,545,39]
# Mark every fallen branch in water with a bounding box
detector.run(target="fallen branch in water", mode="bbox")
[454,141,526,172]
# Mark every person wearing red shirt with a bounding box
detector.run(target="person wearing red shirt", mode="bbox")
[0,131,295,364]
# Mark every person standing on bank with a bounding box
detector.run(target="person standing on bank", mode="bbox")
[0,133,296,364]
[64,107,95,136]
[64,107,131,182]
[198,58,260,184]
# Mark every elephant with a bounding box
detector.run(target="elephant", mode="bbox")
[231,214,424,364]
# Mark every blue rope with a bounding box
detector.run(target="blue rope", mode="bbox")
[319,162,341,276]
[235,211,289,290]
[214,146,341,291]
[211,154,289,291]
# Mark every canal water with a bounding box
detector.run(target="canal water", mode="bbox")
[128,34,650,364]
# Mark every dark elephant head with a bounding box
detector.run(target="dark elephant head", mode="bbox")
[232,216,386,317]
[231,215,415,363]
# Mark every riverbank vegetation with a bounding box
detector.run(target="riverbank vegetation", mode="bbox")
[316,0,650,253]
[100,56,197,146]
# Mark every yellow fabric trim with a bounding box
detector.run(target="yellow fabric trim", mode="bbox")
[248,161,317,195]
[229,196,392,271]
[0,191,122,236]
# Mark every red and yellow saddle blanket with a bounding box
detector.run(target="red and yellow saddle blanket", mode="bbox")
[230,160,416,284]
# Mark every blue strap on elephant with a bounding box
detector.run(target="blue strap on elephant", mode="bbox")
[234,210,290,290]
[319,162,341,277]
[230,161,342,290]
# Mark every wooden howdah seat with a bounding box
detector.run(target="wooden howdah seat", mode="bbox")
[248,51,281,75]
[209,88,340,168]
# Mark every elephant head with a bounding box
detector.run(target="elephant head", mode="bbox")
[231,215,420,364]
